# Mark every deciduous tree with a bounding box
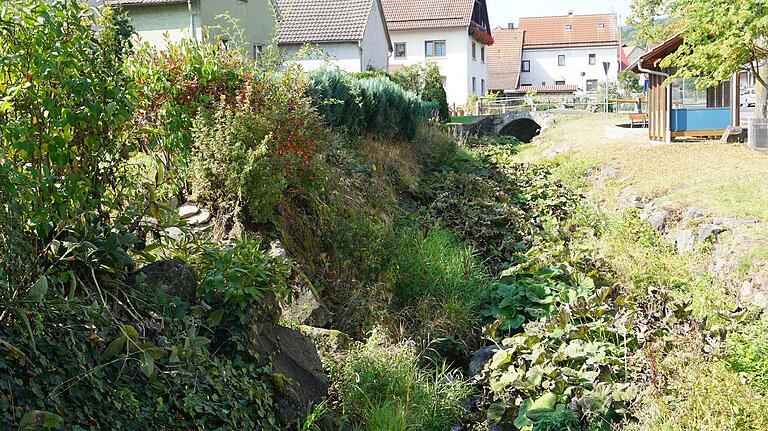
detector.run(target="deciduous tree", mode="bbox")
[630,0,768,118]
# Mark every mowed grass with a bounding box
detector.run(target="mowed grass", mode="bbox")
[515,114,768,220]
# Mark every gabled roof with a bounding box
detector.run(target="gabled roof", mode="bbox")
[381,0,476,31]
[488,27,524,91]
[275,0,390,46]
[519,13,619,49]
[630,34,683,72]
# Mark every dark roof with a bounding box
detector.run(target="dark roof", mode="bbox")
[488,27,524,91]
[106,0,186,6]
[381,0,475,31]
[275,0,389,45]
[519,13,619,49]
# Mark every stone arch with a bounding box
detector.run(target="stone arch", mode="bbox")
[499,118,541,142]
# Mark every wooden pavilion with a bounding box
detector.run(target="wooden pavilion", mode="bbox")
[631,35,741,142]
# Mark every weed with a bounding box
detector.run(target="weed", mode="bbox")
[332,332,471,431]
[393,225,491,336]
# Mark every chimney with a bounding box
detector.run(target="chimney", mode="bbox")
[568,10,574,16]
[508,23,515,29]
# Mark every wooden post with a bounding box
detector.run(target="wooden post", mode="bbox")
[732,72,741,127]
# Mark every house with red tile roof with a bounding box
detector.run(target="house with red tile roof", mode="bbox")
[489,12,620,96]
[381,0,493,107]
[275,0,392,72]
[518,12,620,94]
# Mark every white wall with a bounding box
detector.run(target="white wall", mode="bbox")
[467,38,489,100]
[282,43,363,73]
[520,45,619,91]
[389,27,487,107]
[360,0,390,71]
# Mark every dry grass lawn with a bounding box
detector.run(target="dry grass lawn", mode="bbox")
[517,114,768,220]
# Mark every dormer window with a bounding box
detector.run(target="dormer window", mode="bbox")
[597,22,605,29]
[565,24,572,30]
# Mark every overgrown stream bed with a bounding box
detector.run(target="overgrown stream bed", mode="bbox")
[2,3,768,430]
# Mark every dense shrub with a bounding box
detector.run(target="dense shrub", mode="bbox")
[422,64,450,122]
[307,68,437,141]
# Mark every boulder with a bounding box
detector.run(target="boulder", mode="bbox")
[675,229,696,254]
[187,209,211,226]
[253,323,329,425]
[125,259,196,303]
[697,224,727,243]
[178,202,200,219]
[281,285,331,327]
[299,325,351,360]
[683,207,706,220]
[739,276,768,309]
[468,345,499,379]
[712,216,758,229]
[164,227,184,241]
[641,206,671,232]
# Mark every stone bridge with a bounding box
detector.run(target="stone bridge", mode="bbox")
[453,111,553,143]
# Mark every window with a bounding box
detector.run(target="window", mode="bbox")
[565,24,572,30]
[481,46,485,62]
[589,53,596,65]
[521,60,530,72]
[597,22,605,29]
[472,77,477,93]
[425,40,446,57]
[521,83,532,87]
[472,42,477,60]
[558,55,565,66]
[481,79,485,95]
[555,80,566,85]
[586,79,598,92]
[541,81,546,85]
[253,44,264,59]
[394,42,407,58]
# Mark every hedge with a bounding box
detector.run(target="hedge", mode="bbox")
[307,68,439,141]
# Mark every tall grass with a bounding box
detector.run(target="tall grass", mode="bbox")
[332,332,472,431]
[393,225,491,335]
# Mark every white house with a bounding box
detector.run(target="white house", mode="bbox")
[381,0,493,107]
[275,0,391,73]
[518,13,620,93]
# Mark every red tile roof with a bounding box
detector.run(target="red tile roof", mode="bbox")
[381,0,475,31]
[506,84,578,95]
[519,13,619,49]
[488,27,524,91]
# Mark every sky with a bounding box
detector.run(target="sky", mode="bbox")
[486,0,634,27]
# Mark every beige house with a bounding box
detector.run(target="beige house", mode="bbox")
[107,0,276,59]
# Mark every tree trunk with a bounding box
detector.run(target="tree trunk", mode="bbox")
[756,63,768,119]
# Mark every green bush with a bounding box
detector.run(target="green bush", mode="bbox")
[331,332,472,430]
[307,68,433,141]
[422,64,450,122]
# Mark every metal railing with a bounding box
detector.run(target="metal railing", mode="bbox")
[464,95,645,116]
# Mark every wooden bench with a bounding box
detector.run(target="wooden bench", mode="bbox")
[629,113,649,128]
